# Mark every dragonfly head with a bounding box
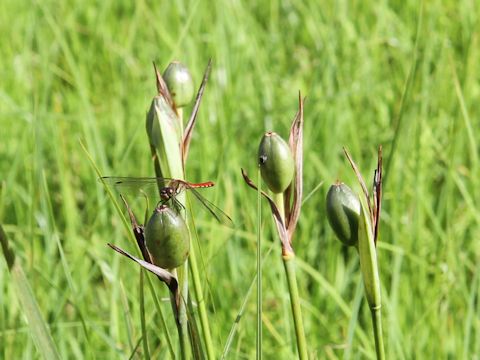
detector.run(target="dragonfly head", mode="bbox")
[160,187,175,201]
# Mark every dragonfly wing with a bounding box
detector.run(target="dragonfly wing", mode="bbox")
[187,187,234,227]
[100,177,170,200]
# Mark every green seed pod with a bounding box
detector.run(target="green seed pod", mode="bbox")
[145,205,190,269]
[163,61,195,108]
[326,182,361,246]
[258,131,295,193]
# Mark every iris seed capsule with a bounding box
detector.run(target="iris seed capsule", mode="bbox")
[163,61,195,108]
[145,205,190,269]
[258,132,295,193]
[326,182,361,246]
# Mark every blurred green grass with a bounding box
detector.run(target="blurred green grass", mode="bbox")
[0,0,479,358]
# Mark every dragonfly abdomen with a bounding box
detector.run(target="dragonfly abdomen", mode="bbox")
[189,181,215,189]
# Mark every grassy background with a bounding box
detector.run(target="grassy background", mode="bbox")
[1,0,479,358]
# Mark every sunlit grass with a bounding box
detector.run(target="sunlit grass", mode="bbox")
[1,0,479,358]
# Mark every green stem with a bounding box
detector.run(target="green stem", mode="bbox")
[179,265,190,360]
[171,267,190,360]
[189,243,215,359]
[176,108,215,359]
[145,275,175,358]
[178,312,189,360]
[272,193,308,359]
[257,168,262,360]
[152,158,189,360]
[177,316,189,360]
[139,270,151,360]
[283,253,308,360]
[147,78,198,359]
[371,306,385,360]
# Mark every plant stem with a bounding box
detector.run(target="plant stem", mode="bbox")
[282,253,308,360]
[189,243,215,359]
[145,275,176,358]
[179,265,190,360]
[257,168,262,360]
[371,306,385,360]
[139,270,151,360]
[177,108,215,359]
[149,100,193,359]
[178,316,189,360]
[172,267,190,360]
[177,317,189,360]
[272,193,308,360]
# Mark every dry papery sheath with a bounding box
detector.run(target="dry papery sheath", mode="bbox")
[342,146,383,245]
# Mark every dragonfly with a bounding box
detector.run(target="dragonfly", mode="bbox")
[101,176,233,227]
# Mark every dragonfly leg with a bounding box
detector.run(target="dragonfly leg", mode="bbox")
[162,197,184,216]
[172,198,185,212]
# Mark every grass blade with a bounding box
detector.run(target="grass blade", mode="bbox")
[0,224,61,360]
[139,269,151,360]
